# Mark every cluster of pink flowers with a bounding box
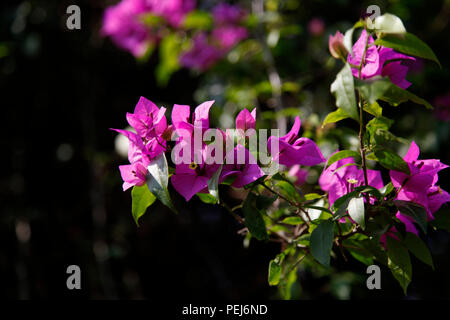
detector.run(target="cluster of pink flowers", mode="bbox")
[329,29,417,89]
[319,143,450,241]
[102,0,195,57]
[112,97,325,201]
[179,4,248,71]
[101,0,248,71]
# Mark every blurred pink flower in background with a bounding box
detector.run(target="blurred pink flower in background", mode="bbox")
[288,165,308,186]
[179,33,225,71]
[102,0,195,57]
[308,18,325,36]
[179,3,248,71]
[212,3,247,25]
[434,93,450,121]
[102,0,154,57]
[146,0,196,27]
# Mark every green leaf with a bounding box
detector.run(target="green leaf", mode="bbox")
[327,150,361,168]
[197,193,217,204]
[355,77,392,105]
[386,237,412,295]
[256,194,278,210]
[373,149,410,174]
[375,32,441,67]
[379,182,394,196]
[275,180,302,203]
[332,190,360,212]
[207,165,222,204]
[330,64,359,122]
[268,259,282,286]
[147,154,178,213]
[430,209,450,232]
[243,193,268,241]
[380,82,433,110]
[343,239,374,265]
[364,101,383,117]
[323,108,350,126]
[403,233,434,269]
[366,116,395,145]
[348,196,365,229]
[394,200,427,234]
[131,185,156,226]
[305,193,323,201]
[156,34,182,86]
[183,10,213,30]
[281,216,304,225]
[310,220,335,267]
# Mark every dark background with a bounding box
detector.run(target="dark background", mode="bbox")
[1,0,449,299]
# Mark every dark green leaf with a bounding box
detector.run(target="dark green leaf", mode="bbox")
[355,77,392,105]
[147,154,178,213]
[375,32,441,67]
[379,85,433,110]
[403,233,434,269]
[131,185,156,226]
[310,220,335,267]
[330,64,359,122]
[327,150,361,168]
[275,180,302,203]
[386,237,412,295]
[374,149,410,174]
[243,193,268,241]
[394,200,427,234]
[430,209,450,232]
[256,194,278,210]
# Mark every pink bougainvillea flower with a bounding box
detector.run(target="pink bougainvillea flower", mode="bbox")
[211,25,248,51]
[146,0,196,27]
[235,108,256,132]
[111,128,149,165]
[220,144,265,188]
[171,145,221,201]
[390,141,450,220]
[268,117,325,167]
[171,100,214,136]
[319,155,384,206]
[380,141,450,243]
[101,0,154,57]
[288,165,308,186]
[126,96,167,140]
[347,29,416,89]
[375,47,416,89]
[347,29,380,79]
[119,161,147,191]
[328,31,348,60]
[179,33,225,71]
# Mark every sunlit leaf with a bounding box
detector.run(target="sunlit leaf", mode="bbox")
[131,185,156,226]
